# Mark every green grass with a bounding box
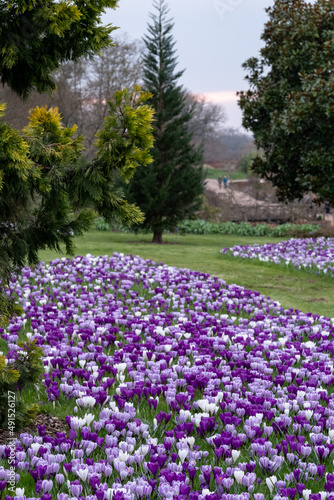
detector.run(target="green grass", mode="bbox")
[37,230,334,318]
[204,167,248,180]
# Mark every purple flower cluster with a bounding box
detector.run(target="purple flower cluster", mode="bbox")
[1,253,334,500]
[221,237,334,277]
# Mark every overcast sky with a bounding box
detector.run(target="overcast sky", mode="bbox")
[102,0,275,132]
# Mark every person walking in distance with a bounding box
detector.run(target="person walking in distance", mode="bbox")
[218,175,222,190]
[325,200,330,214]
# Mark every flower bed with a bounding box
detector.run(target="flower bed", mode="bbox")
[1,253,334,500]
[222,237,334,278]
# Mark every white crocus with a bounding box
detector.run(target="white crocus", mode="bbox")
[136,445,149,456]
[118,451,129,462]
[178,449,188,463]
[30,443,41,453]
[197,400,209,412]
[266,476,277,493]
[187,437,195,450]
[208,403,219,415]
[84,413,95,426]
[305,409,313,420]
[80,396,95,408]
[329,429,334,442]
[114,363,127,373]
[233,469,244,484]
[76,468,89,481]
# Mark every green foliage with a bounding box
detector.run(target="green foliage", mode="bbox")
[121,0,205,243]
[94,216,320,238]
[238,0,334,204]
[0,0,156,324]
[15,339,44,386]
[0,0,118,99]
[238,152,259,175]
[0,293,23,328]
[0,87,154,293]
[94,216,111,231]
[204,167,247,181]
[67,86,155,228]
[95,86,155,183]
[176,219,320,237]
[0,340,44,429]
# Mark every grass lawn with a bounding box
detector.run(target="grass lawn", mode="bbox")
[204,167,248,180]
[3,230,334,500]
[38,230,334,318]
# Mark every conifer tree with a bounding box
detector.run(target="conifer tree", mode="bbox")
[0,0,118,99]
[123,0,205,244]
[0,87,154,290]
[0,1,156,322]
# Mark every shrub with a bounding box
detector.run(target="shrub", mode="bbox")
[0,339,44,430]
[94,217,111,231]
[177,220,320,237]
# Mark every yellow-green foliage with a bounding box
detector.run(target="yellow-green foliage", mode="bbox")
[23,106,84,167]
[0,293,23,328]
[0,87,154,284]
[96,85,155,182]
[16,339,44,385]
[0,340,44,429]
[0,355,20,385]
[0,103,34,185]
[0,1,118,99]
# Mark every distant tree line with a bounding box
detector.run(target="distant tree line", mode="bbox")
[0,35,252,165]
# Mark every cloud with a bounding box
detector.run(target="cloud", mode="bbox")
[202,91,238,104]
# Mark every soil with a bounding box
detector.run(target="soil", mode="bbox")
[204,177,334,228]
[0,414,65,445]
[206,178,269,207]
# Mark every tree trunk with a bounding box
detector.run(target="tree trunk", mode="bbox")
[152,230,163,244]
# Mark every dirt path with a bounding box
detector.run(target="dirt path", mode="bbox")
[205,178,267,207]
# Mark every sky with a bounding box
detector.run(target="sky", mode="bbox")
[102,0,275,132]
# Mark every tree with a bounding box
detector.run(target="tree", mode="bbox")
[0,36,145,159]
[185,93,226,148]
[52,36,145,158]
[0,2,156,323]
[123,0,205,244]
[238,0,334,204]
[0,87,154,289]
[0,0,118,99]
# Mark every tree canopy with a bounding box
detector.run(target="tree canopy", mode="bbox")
[0,0,118,99]
[238,0,334,204]
[0,87,154,286]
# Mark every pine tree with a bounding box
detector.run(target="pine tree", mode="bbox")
[123,0,205,244]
